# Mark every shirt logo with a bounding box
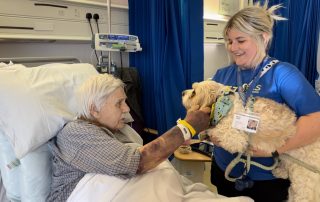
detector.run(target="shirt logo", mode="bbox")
[240,84,261,94]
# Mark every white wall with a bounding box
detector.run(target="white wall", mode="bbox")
[204,43,229,79]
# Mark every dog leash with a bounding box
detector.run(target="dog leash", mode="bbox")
[281,153,320,174]
[225,146,320,184]
[224,152,280,182]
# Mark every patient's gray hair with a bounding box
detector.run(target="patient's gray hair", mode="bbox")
[224,1,286,67]
[76,74,125,120]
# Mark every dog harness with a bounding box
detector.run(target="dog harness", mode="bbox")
[210,86,237,126]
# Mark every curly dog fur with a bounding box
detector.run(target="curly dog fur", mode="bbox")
[182,80,320,202]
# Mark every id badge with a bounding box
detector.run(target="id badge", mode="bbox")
[232,113,260,133]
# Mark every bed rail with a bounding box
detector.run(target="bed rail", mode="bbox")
[0,57,80,67]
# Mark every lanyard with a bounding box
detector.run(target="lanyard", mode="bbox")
[237,58,279,107]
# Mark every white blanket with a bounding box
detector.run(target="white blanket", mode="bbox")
[67,161,253,202]
[0,176,9,202]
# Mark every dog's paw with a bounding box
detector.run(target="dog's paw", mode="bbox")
[272,166,289,179]
[208,131,221,146]
[198,131,210,141]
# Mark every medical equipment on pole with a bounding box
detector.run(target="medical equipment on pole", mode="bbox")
[92,33,142,52]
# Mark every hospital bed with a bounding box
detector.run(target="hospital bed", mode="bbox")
[0,57,253,202]
[0,57,98,202]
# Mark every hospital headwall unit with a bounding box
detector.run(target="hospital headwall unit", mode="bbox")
[0,0,130,67]
[0,0,128,41]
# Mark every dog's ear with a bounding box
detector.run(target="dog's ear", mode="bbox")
[210,81,224,95]
[192,82,199,89]
[193,81,221,108]
[204,81,225,106]
[182,80,226,110]
[191,82,200,98]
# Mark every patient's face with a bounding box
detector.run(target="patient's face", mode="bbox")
[92,87,130,132]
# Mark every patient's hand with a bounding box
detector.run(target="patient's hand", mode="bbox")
[137,107,210,174]
[182,139,191,145]
[184,106,210,134]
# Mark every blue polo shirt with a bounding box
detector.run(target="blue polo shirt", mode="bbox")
[212,57,320,180]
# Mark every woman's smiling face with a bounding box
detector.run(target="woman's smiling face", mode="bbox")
[226,28,258,69]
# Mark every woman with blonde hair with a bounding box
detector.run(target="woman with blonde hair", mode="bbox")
[209,2,320,201]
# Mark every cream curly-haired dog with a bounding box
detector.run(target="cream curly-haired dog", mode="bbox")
[182,80,320,202]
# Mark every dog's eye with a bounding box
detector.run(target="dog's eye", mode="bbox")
[190,89,196,98]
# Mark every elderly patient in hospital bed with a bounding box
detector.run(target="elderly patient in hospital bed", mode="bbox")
[0,63,252,202]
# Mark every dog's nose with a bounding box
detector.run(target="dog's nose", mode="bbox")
[182,91,186,96]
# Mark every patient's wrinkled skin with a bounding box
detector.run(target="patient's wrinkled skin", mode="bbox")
[137,107,210,173]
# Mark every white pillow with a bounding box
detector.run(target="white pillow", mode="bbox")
[0,132,53,202]
[0,61,15,68]
[0,63,98,158]
[20,143,52,202]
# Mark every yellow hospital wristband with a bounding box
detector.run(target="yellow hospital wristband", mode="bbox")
[177,119,197,137]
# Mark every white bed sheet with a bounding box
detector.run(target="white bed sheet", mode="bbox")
[67,161,253,202]
[0,176,10,202]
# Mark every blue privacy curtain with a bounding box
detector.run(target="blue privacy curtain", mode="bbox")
[266,0,320,86]
[128,0,204,134]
